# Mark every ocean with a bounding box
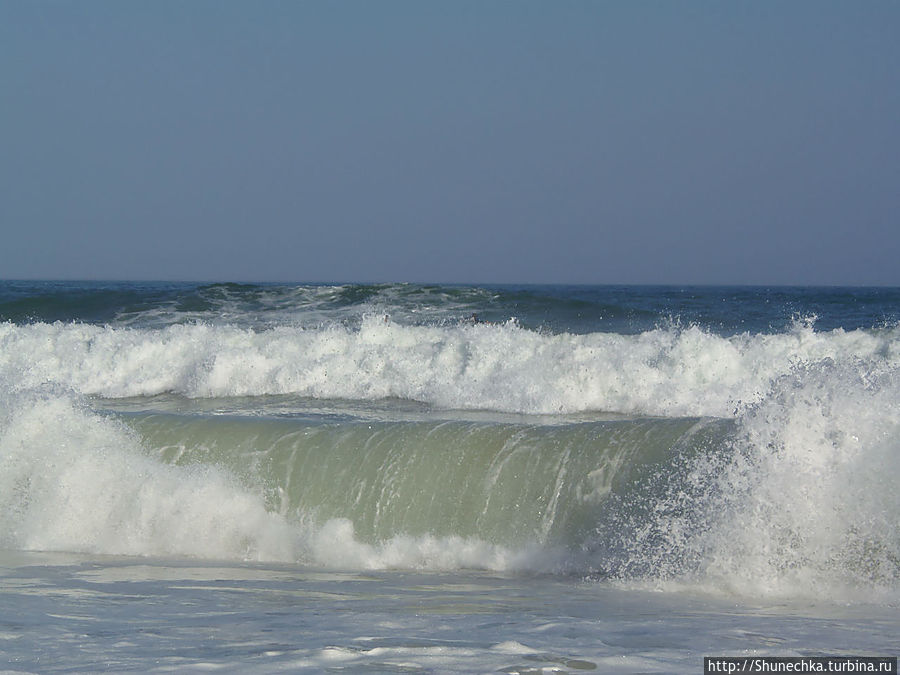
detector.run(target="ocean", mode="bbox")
[1,281,898,673]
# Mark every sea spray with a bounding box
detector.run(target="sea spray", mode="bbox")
[2,318,897,416]
[702,361,900,599]
[0,390,297,561]
[602,360,900,602]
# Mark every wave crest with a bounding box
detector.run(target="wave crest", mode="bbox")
[2,318,897,417]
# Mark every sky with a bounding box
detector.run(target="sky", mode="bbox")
[2,1,899,286]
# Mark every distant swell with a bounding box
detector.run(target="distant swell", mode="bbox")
[2,317,897,417]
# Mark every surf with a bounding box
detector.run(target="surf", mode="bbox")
[2,368,898,603]
[1,316,897,417]
[1,283,898,603]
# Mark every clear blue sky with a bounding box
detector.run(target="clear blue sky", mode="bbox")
[2,1,898,285]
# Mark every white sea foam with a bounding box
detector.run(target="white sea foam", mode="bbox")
[1,317,897,417]
[703,361,900,600]
[0,391,297,561]
[619,359,900,602]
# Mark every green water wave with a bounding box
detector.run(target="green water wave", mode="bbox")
[124,414,728,547]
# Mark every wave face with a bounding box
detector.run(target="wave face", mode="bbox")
[130,413,722,547]
[1,282,898,602]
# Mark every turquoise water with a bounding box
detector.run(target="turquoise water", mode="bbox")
[1,282,898,671]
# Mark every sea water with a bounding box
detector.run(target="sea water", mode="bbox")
[1,282,898,672]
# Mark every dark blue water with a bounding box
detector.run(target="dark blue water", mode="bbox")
[2,281,897,334]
